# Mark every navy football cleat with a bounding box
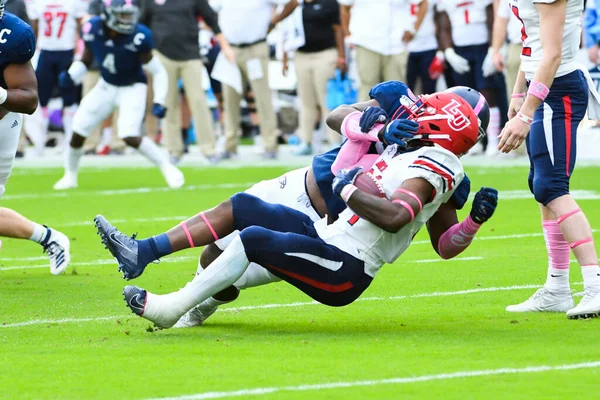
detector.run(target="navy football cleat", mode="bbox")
[123,285,147,316]
[94,215,147,280]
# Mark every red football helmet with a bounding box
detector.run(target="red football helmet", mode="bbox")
[398,92,482,156]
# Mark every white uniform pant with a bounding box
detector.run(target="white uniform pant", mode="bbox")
[72,78,147,139]
[210,167,321,289]
[0,113,24,198]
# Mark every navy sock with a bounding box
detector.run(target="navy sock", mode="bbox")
[137,233,173,265]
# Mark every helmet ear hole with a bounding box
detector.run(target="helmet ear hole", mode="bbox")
[428,123,441,132]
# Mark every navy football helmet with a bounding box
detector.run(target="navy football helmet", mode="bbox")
[444,86,490,144]
[103,0,140,35]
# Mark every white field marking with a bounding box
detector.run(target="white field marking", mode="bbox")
[0,255,197,272]
[414,256,483,264]
[57,216,190,228]
[0,282,567,329]
[145,361,600,400]
[1,182,255,201]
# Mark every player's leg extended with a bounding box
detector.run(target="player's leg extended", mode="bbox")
[0,114,70,273]
[117,83,184,189]
[54,79,117,190]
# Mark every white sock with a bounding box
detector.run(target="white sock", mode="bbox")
[544,267,570,292]
[100,127,113,148]
[29,223,49,244]
[234,262,281,290]
[62,105,77,146]
[65,146,84,175]
[581,265,600,290]
[144,236,250,324]
[138,136,169,168]
[487,107,500,149]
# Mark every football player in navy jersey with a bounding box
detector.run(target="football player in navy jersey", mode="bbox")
[0,0,71,275]
[94,81,499,329]
[54,0,183,190]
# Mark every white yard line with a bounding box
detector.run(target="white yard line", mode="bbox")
[0,255,197,272]
[144,361,600,400]
[1,182,255,201]
[0,282,557,328]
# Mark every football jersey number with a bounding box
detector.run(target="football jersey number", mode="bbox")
[102,53,117,74]
[43,11,68,38]
[511,6,531,57]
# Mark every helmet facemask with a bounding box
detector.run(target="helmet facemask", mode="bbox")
[104,2,139,35]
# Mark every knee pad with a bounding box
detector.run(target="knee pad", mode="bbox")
[532,174,569,205]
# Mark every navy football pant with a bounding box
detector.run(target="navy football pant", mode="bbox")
[527,70,588,206]
[407,50,437,95]
[36,50,78,107]
[231,193,373,306]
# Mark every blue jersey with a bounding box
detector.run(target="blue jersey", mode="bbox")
[0,12,36,89]
[81,17,153,86]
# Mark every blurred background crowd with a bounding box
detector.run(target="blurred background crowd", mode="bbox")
[10,0,600,164]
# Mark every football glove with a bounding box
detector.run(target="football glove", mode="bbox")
[360,106,388,132]
[382,119,419,147]
[482,47,496,77]
[444,48,470,75]
[58,71,75,89]
[470,187,498,224]
[332,166,362,199]
[152,103,167,119]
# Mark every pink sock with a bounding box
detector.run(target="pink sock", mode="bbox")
[542,220,571,291]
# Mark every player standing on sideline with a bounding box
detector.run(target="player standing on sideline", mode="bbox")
[437,0,504,156]
[25,0,87,154]
[53,0,183,190]
[499,0,600,319]
[0,0,71,274]
[94,90,498,329]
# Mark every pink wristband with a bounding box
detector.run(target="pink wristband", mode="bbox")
[527,80,549,101]
[393,199,415,221]
[516,111,533,125]
[341,184,358,203]
[394,188,423,212]
[511,93,525,98]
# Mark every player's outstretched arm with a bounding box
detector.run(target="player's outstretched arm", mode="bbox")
[2,62,38,115]
[431,188,498,259]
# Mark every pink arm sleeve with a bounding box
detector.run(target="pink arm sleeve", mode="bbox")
[437,215,481,260]
[340,111,385,142]
[331,140,379,175]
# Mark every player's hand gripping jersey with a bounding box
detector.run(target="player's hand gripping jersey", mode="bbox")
[315,144,464,277]
[81,16,153,86]
[30,0,87,51]
[508,0,583,80]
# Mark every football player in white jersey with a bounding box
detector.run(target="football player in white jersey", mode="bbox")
[498,0,600,319]
[26,0,88,153]
[437,0,507,156]
[93,88,499,329]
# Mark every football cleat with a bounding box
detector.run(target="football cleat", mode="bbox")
[566,288,600,319]
[94,215,146,280]
[506,288,574,312]
[42,227,71,275]
[161,163,185,189]
[123,285,181,328]
[123,285,147,316]
[53,173,78,190]
[173,302,219,328]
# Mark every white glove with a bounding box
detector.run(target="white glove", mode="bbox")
[482,47,496,77]
[444,48,470,75]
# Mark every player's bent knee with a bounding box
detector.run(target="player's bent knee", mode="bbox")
[532,176,569,206]
[122,137,141,148]
[70,133,86,148]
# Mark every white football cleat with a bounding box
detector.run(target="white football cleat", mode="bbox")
[161,164,184,189]
[506,287,574,312]
[566,289,600,319]
[42,228,71,275]
[53,173,78,190]
[173,303,219,328]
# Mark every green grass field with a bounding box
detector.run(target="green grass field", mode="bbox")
[1,163,600,400]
